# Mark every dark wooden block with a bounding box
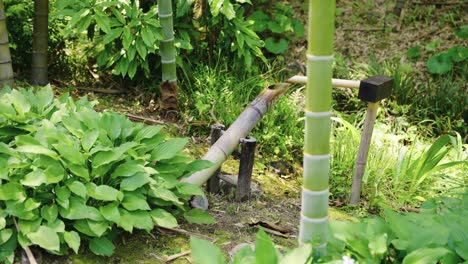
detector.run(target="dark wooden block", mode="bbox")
[358,75,393,102]
[236,137,256,202]
[206,124,225,194]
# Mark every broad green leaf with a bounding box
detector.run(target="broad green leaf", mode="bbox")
[95,10,111,33]
[0,217,5,229]
[427,53,453,74]
[151,138,188,161]
[68,181,87,199]
[59,197,88,220]
[210,0,223,17]
[447,46,468,62]
[24,199,41,211]
[265,37,288,54]
[89,237,115,256]
[64,231,80,254]
[26,226,60,251]
[101,112,122,140]
[111,161,145,178]
[130,210,153,231]
[402,247,456,264]
[99,203,121,223]
[21,169,47,187]
[150,209,178,228]
[255,229,278,264]
[0,229,13,245]
[184,160,213,173]
[16,145,59,160]
[184,209,215,224]
[407,45,421,59]
[141,27,155,47]
[53,143,84,165]
[176,183,204,196]
[122,193,150,211]
[127,60,138,79]
[87,207,105,222]
[9,90,31,116]
[149,187,182,205]
[82,129,99,152]
[221,0,235,20]
[68,163,90,181]
[73,220,96,237]
[120,172,150,191]
[46,219,65,233]
[92,142,137,168]
[103,27,123,45]
[87,183,122,201]
[232,244,255,264]
[18,218,42,234]
[134,125,163,142]
[34,86,54,114]
[87,220,109,237]
[55,185,71,209]
[118,209,135,232]
[279,243,312,264]
[455,25,468,39]
[41,204,58,223]
[190,237,226,264]
[0,182,26,201]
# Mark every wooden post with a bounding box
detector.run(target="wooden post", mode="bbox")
[349,102,379,204]
[349,75,393,205]
[206,124,225,194]
[236,137,256,201]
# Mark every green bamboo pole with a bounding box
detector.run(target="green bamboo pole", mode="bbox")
[158,0,176,83]
[299,0,335,255]
[30,0,49,86]
[0,0,14,88]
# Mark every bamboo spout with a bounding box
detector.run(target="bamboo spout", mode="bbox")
[182,83,290,186]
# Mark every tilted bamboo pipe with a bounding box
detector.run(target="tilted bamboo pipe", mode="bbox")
[182,83,290,186]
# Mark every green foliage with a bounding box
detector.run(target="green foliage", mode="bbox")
[0,86,210,261]
[427,46,468,74]
[55,0,169,79]
[190,195,468,263]
[248,3,304,55]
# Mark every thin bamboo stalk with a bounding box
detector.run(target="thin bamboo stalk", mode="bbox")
[181,83,290,186]
[0,0,14,88]
[287,75,360,89]
[30,0,49,86]
[299,0,335,255]
[158,0,176,83]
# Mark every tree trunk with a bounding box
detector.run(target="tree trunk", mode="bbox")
[30,0,48,86]
[181,83,290,186]
[0,0,14,88]
[299,0,335,256]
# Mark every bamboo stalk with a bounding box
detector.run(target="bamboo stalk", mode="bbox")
[158,0,176,83]
[299,0,335,255]
[0,0,14,88]
[287,75,360,89]
[30,0,49,86]
[181,83,290,186]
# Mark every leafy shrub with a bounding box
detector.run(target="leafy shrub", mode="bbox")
[190,194,468,263]
[248,3,304,55]
[0,86,212,262]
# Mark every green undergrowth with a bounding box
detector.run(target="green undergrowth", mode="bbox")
[0,86,214,263]
[191,194,468,264]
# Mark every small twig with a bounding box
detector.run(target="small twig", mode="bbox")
[258,226,290,238]
[165,250,191,262]
[209,102,220,125]
[401,206,421,213]
[344,27,385,31]
[74,86,127,94]
[396,1,408,31]
[125,113,167,125]
[411,1,460,5]
[13,218,38,264]
[155,226,215,241]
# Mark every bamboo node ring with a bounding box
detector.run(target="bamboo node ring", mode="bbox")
[305,111,333,118]
[306,54,334,61]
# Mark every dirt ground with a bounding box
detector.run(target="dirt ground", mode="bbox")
[37,1,467,263]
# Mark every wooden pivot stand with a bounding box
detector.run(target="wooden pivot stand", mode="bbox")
[349,75,393,205]
[206,124,257,202]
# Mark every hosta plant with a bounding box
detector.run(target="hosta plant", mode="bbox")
[0,86,212,263]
